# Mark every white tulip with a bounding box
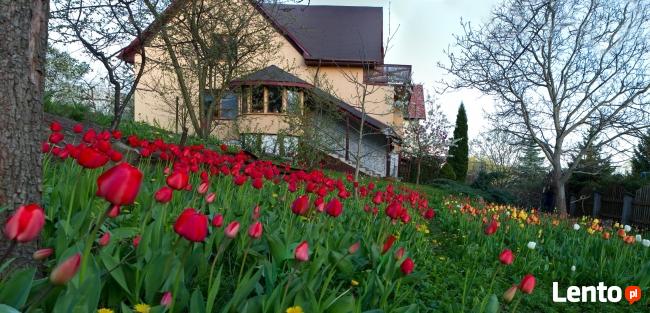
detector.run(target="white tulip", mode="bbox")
[642,239,650,248]
[573,224,580,231]
[624,225,632,232]
[636,234,642,242]
[571,265,576,272]
[527,241,537,250]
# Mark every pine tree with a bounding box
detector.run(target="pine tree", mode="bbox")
[447,103,468,182]
[516,138,546,178]
[568,129,614,192]
[513,138,547,208]
[631,130,650,176]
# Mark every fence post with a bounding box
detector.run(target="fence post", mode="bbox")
[592,192,601,217]
[622,194,633,225]
[569,195,577,216]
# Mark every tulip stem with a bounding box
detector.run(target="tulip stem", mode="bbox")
[79,205,110,282]
[0,241,17,270]
[236,240,252,286]
[479,266,501,312]
[510,297,522,313]
[170,243,192,313]
[208,239,227,288]
[24,284,55,313]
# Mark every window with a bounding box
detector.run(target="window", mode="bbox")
[251,86,264,113]
[220,92,238,119]
[202,92,215,117]
[286,89,301,114]
[240,87,250,113]
[267,86,283,113]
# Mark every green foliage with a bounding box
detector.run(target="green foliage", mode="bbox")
[447,103,469,182]
[45,47,91,106]
[632,130,650,177]
[512,138,547,208]
[439,163,457,180]
[567,129,614,193]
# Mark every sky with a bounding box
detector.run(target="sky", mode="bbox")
[308,0,501,139]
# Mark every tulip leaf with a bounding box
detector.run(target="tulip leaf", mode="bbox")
[99,249,131,296]
[0,304,21,313]
[205,266,222,313]
[189,289,206,313]
[325,293,355,313]
[0,267,36,308]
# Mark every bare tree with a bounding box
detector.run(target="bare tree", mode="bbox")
[50,0,149,129]
[0,0,48,271]
[402,96,454,185]
[142,0,279,138]
[470,129,522,173]
[441,0,650,215]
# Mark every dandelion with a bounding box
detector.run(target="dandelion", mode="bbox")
[351,279,359,286]
[527,241,537,250]
[134,303,151,313]
[97,309,114,313]
[286,306,304,313]
[573,224,580,231]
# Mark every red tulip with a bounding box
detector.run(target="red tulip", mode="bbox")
[161,291,172,307]
[77,146,109,169]
[109,150,123,162]
[225,221,240,238]
[314,197,325,212]
[519,274,536,294]
[96,163,143,206]
[484,220,499,235]
[348,242,360,254]
[233,175,247,186]
[3,204,45,243]
[99,232,111,246]
[499,249,514,265]
[166,171,189,190]
[205,192,216,203]
[400,257,414,275]
[291,195,310,216]
[325,198,343,217]
[73,123,84,133]
[154,186,173,203]
[252,205,261,220]
[295,240,309,262]
[41,142,51,153]
[423,209,435,220]
[252,177,264,189]
[133,235,141,248]
[49,132,64,144]
[220,144,228,152]
[503,285,518,303]
[33,248,54,261]
[248,221,263,239]
[372,192,383,205]
[83,129,96,143]
[173,208,208,242]
[112,130,122,140]
[385,201,403,220]
[212,214,224,227]
[50,253,81,285]
[382,235,396,254]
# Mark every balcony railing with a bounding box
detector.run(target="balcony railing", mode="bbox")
[364,64,412,86]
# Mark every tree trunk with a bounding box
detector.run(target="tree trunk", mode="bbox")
[553,170,568,216]
[0,0,49,270]
[416,157,422,185]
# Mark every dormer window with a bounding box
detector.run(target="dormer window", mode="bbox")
[238,85,304,115]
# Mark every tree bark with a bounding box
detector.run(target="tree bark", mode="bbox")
[552,168,568,216]
[0,0,48,270]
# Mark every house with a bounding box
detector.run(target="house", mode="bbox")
[120,0,424,177]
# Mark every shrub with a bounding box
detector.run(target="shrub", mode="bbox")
[439,163,457,180]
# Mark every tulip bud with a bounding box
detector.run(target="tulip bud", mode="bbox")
[173,208,208,242]
[248,221,263,239]
[96,163,143,206]
[348,242,360,254]
[291,195,310,216]
[197,182,209,194]
[107,205,120,218]
[295,241,309,262]
[395,247,405,260]
[224,221,240,238]
[50,253,81,285]
[161,291,172,307]
[325,198,343,217]
[133,235,141,248]
[33,248,54,261]
[212,214,224,228]
[205,192,216,204]
[382,235,396,254]
[503,285,517,303]
[484,220,499,235]
[99,232,111,246]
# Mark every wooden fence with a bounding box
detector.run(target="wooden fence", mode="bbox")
[571,185,650,227]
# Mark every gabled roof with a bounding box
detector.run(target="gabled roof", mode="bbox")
[260,4,384,65]
[118,1,385,66]
[407,84,426,120]
[231,65,313,88]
